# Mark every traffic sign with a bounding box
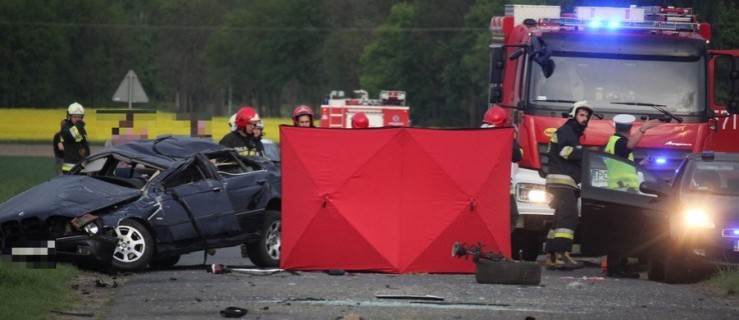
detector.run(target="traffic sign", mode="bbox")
[112,70,149,108]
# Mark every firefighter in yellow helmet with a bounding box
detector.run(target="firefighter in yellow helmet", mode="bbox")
[60,102,90,173]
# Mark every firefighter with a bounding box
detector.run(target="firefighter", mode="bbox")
[351,112,369,128]
[53,120,65,175]
[228,113,237,131]
[293,105,316,127]
[60,102,90,173]
[543,101,592,270]
[481,106,522,235]
[251,120,266,157]
[219,106,259,156]
[602,114,660,278]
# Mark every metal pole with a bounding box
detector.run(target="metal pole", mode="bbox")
[128,73,133,109]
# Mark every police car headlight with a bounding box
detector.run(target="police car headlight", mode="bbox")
[517,183,550,203]
[683,208,715,229]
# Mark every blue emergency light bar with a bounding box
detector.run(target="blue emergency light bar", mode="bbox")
[542,17,699,32]
[721,229,739,238]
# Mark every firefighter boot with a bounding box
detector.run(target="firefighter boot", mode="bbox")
[556,252,584,271]
[545,253,561,270]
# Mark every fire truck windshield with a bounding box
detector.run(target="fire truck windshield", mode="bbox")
[528,55,705,116]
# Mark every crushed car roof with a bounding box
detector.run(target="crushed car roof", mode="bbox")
[91,135,228,168]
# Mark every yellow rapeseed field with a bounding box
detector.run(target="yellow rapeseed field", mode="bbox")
[0,108,293,144]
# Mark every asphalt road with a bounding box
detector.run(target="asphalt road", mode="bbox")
[103,247,739,320]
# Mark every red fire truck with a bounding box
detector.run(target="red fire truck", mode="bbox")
[488,5,739,260]
[319,89,410,128]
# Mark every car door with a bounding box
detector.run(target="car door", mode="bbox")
[579,150,673,257]
[156,155,239,243]
[208,151,271,234]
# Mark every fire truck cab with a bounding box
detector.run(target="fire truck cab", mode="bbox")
[489,5,739,260]
[319,90,410,128]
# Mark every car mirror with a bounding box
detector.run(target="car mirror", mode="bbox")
[639,181,670,197]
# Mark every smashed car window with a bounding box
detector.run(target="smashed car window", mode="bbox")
[162,162,207,189]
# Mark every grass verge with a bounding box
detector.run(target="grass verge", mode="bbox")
[703,266,739,297]
[1,155,121,319]
[0,261,81,320]
[0,156,55,201]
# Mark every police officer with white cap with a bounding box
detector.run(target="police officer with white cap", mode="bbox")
[602,113,660,277]
[605,114,661,168]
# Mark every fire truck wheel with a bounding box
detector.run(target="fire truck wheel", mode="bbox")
[475,258,541,285]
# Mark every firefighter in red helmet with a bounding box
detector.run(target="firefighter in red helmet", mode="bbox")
[351,112,369,128]
[481,106,522,237]
[219,106,260,156]
[482,106,507,128]
[293,105,315,127]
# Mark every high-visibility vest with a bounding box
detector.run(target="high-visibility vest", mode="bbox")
[603,135,639,190]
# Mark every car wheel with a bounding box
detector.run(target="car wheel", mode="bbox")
[246,210,280,268]
[475,258,541,285]
[112,220,154,272]
[511,230,542,261]
[649,242,700,284]
[149,255,180,269]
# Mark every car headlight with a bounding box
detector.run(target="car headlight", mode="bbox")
[683,208,715,229]
[71,214,100,235]
[516,183,551,203]
[83,223,100,235]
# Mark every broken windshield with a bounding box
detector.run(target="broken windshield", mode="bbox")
[529,55,704,116]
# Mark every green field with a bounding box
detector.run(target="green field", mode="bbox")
[0,156,56,202]
[0,156,83,320]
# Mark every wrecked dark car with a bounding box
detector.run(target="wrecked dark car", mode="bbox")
[0,135,281,271]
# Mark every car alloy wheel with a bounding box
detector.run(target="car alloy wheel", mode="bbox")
[112,220,154,271]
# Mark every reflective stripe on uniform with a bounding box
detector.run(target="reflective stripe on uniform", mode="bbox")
[546,229,556,240]
[69,126,84,142]
[553,228,575,240]
[560,146,574,159]
[62,163,75,172]
[545,174,578,188]
[604,135,639,189]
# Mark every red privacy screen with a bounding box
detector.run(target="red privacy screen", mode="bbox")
[280,126,512,273]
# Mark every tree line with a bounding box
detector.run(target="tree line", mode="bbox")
[1,0,736,127]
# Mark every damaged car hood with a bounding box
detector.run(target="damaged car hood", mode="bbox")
[0,175,141,221]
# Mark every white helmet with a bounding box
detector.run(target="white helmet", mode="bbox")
[568,101,593,119]
[250,113,261,123]
[228,113,237,131]
[67,102,85,116]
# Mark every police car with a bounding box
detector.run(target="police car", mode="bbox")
[578,150,739,283]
